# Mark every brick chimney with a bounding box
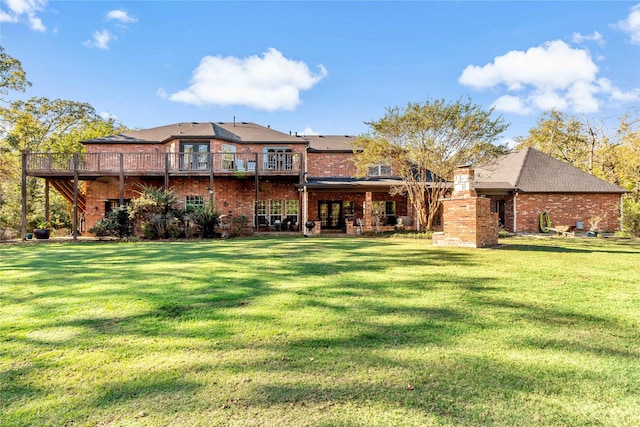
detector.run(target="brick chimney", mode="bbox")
[452,165,476,198]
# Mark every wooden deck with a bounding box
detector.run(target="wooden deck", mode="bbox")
[24,152,303,179]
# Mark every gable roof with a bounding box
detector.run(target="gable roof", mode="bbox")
[475,147,625,194]
[83,122,304,144]
[304,135,358,152]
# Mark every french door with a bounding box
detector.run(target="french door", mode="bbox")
[319,201,342,229]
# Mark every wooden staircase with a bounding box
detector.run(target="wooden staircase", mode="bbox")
[49,179,86,212]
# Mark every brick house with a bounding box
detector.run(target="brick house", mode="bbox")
[21,123,625,238]
[474,147,626,233]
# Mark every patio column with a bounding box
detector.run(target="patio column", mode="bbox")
[365,191,373,232]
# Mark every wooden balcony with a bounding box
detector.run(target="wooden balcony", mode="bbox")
[25,152,303,179]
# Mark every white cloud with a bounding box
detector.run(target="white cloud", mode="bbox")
[571,31,605,46]
[491,95,532,115]
[106,9,137,24]
[168,48,328,111]
[299,127,319,136]
[459,39,639,114]
[0,0,47,31]
[84,29,116,50]
[614,4,640,45]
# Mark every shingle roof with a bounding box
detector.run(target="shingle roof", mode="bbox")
[475,147,625,194]
[83,122,304,144]
[304,135,358,152]
[300,177,403,190]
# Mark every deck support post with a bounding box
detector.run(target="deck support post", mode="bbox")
[254,153,259,228]
[44,179,50,223]
[164,152,169,189]
[72,153,79,240]
[21,152,27,240]
[119,153,124,205]
[209,153,214,206]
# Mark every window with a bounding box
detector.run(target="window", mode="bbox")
[255,200,267,226]
[185,195,204,211]
[270,199,283,225]
[222,144,236,171]
[285,199,298,227]
[264,147,294,171]
[368,163,392,176]
[372,201,396,225]
[180,141,209,170]
[343,201,354,221]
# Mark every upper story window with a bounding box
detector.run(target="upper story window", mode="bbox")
[222,144,236,171]
[180,141,209,171]
[368,163,392,177]
[264,147,293,171]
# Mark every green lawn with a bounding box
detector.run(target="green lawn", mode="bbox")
[1,236,639,426]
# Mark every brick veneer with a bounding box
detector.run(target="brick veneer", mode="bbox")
[481,192,621,233]
[307,152,358,177]
[512,192,621,233]
[436,196,499,247]
[84,175,301,232]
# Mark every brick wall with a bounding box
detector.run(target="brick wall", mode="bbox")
[84,175,300,232]
[436,196,498,248]
[307,152,358,177]
[514,193,621,233]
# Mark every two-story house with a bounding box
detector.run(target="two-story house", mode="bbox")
[23,121,412,237]
[21,120,625,239]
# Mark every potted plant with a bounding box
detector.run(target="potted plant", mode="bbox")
[33,219,51,239]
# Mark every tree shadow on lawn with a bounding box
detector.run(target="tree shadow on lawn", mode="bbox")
[216,350,635,426]
[7,239,636,424]
[495,238,640,255]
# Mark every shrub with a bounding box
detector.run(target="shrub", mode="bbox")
[128,185,180,239]
[231,214,250,236]
[89,206,131,238]
[621,197,640,237]
[192,204,220,238]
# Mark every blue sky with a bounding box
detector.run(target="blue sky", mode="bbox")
[2,1,639,144]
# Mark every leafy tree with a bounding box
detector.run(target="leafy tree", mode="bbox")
[352,98,508,230]
[0,96,128,233]
[515,109,589,171]
[0,45,31,100]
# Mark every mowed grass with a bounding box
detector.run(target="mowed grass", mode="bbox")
[1,236,639,426]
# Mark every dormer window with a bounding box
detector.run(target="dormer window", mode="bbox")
[368,163,392,176]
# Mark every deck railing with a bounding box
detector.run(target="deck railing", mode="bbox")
[25,152,302,176]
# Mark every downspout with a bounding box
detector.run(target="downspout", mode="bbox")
[513,191,518,234]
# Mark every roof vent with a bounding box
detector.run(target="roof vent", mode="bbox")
[319,135,325,138]
[241,121,248,124]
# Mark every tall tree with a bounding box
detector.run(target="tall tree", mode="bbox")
[0,97,128,231]
[0,45,31,101]
[515,109,589,171]
[352,98,508,230]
